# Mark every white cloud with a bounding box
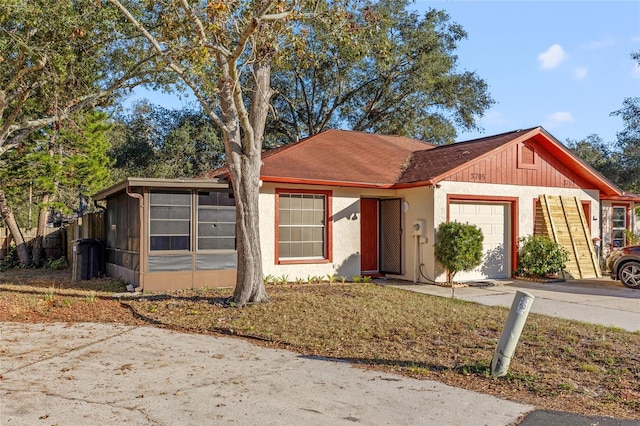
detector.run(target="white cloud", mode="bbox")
[574,67,588,79]
[550,112,574,123]
[544,112,575,129]
[481,110,508,125]
[538,44,567,70]
[580,35,615,49]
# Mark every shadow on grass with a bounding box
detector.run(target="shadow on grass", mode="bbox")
[297,354,491,376]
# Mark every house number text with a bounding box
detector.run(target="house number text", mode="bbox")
[470,173,486,181]
[563,179,574,187]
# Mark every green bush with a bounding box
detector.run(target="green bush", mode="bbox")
[44,257,69,270]
[0,246,22,272]
[516,235,569,277]
[434,221,484,282]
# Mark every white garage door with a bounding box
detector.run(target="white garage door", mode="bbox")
[449,202,509,281]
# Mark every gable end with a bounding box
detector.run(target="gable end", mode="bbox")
[443,139,594,189]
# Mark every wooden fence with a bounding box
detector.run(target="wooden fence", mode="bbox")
[0,212,105,262]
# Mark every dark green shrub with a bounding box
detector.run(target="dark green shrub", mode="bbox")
[434,221,484,282]
[0,246,22,272]
[516,235,569,277]
[44,257,69,270]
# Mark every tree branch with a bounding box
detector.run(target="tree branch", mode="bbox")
[178,0,207,45]
[108,0,228,133]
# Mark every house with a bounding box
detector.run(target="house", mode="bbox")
[95,127,640,291]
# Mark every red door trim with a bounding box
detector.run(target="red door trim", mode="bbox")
[360,198,379,273]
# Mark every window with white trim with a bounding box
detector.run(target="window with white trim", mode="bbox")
[278,193,326,259]
[612,206,627,248]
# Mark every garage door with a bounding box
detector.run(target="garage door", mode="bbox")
[449,202,509,281]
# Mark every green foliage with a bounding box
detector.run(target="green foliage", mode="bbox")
[516,235,569,277]
[0,246,22,272]
[109,101,225,181]
[263,274,275,285]
[434,221,484,282]
[623,229,640,246]
[43,287,55,302]
[567,134,624,190]
[268,0,494,145]
[43,257,68,271]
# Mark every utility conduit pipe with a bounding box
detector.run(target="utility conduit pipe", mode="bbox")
[491,290,535,377]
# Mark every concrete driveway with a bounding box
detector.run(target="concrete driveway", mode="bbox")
[382,277,640,332]
[1,322,532,426]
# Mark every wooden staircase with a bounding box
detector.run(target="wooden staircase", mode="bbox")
[536,195,601,279]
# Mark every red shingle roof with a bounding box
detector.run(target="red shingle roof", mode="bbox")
[397,128,537,184]
[200,127,625,197]
[259,129,434,187]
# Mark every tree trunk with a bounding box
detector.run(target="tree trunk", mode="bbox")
[232,153,268,305]
[219,56,273,306]
[31,192,53,266]
[0,188,30,265]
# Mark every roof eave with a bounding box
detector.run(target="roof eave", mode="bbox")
[92,177,228,201]
[261,176,395,189]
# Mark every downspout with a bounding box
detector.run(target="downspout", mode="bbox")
[599,201,604,267]
[127,187,145,291]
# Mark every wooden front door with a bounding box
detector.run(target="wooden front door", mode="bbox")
[360,198,379,273]
[582,201,591,232]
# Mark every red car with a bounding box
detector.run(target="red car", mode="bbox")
[607,245,640,288]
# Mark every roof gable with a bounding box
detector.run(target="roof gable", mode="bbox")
[397,128,534,185]
[396,127,621,196]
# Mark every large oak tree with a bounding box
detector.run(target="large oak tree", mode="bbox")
[267,0,494,146]
[107,0,362,305]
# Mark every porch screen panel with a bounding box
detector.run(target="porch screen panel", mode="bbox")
[106,191,140,271]
[197,190,236,250]
[149,191,191,251]
[380,198,402,274]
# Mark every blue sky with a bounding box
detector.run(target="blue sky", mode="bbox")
[131,1,640,146]
[413,1,640,145]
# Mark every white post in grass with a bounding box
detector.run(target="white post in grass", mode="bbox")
[491,290,535,377]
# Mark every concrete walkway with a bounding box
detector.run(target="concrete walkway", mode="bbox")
[380,277,640,332]
[1,322,532,426]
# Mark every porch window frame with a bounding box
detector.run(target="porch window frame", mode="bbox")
[148,190,192,252]
[196,189,237,252]
[274,188,333,264]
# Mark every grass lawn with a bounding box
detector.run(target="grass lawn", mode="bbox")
[1,269,639,419]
